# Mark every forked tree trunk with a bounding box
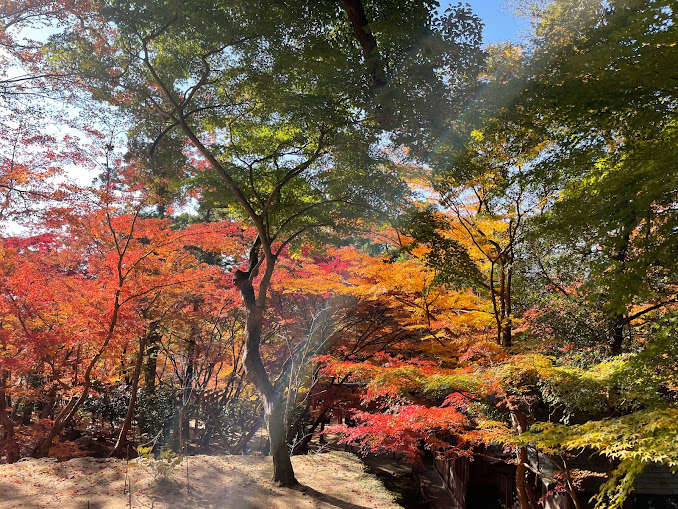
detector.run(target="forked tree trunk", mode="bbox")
[176,103,305,486]
[235,266,297,487]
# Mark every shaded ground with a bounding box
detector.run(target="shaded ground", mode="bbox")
[323,437,454,509]
[359,453,456,509]
[361,454,423,509]
[0,452,403,508]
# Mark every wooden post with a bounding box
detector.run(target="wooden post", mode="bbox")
[185,445,190,493]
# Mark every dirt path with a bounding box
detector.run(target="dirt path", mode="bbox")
[0,452,403,509]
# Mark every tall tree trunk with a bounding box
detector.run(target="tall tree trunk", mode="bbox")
[244,311,297,486]
[39,383,58,420]
[607,228,632,355]
[516,445,532,509]
[235,266,298,487]
[266,398,295,485]
[500,321,512,349]
[0,375,19,463]
[340,0,386,89]
[174,303,199,451]
[144,338,159,395]
[498,256,513,349]
[139,324,161,439]
[111,332,148,457]
[508,399,539,509]
[503,262,513,348]
[608,314,626,356]
[181,334,196,447]
[491,258,513,348]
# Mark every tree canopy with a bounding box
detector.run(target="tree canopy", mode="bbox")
[0,1,676,508]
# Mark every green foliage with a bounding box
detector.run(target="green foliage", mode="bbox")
[216,400,260,447]
[431,0,678,355]
[45,0,484,248]
[399,209,484,287]
[135,445,183,481]
[82,383,130,427]
[16,1,676,506]
[522,408,678,509]
[496,317,678,507]
[420,372,485,399]
[136,383,176,438]
[518,0,678,315]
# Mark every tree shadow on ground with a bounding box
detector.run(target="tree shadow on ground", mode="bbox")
[292,484,374,509]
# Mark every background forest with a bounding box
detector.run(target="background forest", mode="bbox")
[0,1,676,508]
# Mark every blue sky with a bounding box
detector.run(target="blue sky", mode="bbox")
[24,2,526,46]
[443,0,527,44]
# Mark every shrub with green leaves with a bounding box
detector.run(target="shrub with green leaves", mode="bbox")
[134,445,183,481]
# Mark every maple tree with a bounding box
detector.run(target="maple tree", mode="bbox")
[33,0,485,486]
[296,232,491,439]
[0,174,250,458]
[0,1,676,508]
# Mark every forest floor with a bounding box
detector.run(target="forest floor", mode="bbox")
[0,452,403,509]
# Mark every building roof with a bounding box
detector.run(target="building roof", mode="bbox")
[528,449,678,495]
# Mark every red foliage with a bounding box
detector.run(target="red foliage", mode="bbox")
[333,404,468,463]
